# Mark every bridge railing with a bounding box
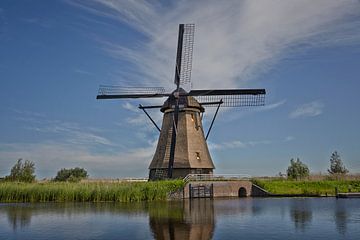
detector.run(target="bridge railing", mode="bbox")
[183,173,251,182]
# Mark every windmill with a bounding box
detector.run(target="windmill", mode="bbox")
[97,24,266,180]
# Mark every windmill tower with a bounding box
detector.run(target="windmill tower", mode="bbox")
[97,24,266,180]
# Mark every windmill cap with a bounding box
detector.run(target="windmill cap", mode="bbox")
[161,88,204,112]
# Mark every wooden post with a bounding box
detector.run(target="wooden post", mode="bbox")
[335,187,338,198]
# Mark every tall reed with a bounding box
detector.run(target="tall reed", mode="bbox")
[0,180,185,203]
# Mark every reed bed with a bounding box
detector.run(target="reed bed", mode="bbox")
[0,180,185,203]
[252,178,360,195]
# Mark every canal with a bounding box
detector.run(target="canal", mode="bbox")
[0,198,359,239]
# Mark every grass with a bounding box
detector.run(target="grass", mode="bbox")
[252,178,360,196]
[0,180,185,203]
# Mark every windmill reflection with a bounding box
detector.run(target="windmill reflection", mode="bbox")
[149,199,214,240]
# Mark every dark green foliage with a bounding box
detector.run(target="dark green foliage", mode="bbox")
[5,159,35,182]
[0,180,185,202]
[328,151,348,175]
[54,167,88,182]
[287,158,309,180]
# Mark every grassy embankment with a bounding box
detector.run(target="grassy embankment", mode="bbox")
[0,180,185,203]
[252,178,360,196]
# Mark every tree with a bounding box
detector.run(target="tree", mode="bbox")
[287,158,309,180]
[54,167,88,182]
[6,159,36,182]
[328,151,348,175]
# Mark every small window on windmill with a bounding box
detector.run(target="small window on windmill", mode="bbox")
[191,113,195,122]
[196,152,201,161]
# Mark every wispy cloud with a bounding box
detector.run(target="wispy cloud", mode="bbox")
[11,108,46,118]
[216,99,286,123]
[0,142,154,178]
[122,102,139,113]
[285,136,295,142]
[21,17,53,28]
[209,139,271,150]
[256,99,286,112]
[289,101,324,119]
[120,101,163,132]
[74,69,94,76]
[69,0,360,90]
[209,135,295,150]
[13,109,114,146]
[0,109,158,178]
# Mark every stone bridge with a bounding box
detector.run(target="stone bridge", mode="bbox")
[182,180,268,198]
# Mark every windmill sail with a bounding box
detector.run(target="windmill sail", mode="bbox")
[189,89,266,107]
[96,86,168,99]
[174,24,195,87]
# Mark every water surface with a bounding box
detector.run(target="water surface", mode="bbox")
[0,198,359,239]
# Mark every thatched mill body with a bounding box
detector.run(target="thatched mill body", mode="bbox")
[97,24,266,180]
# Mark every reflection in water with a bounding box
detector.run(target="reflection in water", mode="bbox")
[334,200,347,235]
[1,202,151,232]
[290,199,312,231]
[149,199,214,240]
[6,205,32,231]
[1,198,359,239]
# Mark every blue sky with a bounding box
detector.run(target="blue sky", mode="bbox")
[1,0,360,178]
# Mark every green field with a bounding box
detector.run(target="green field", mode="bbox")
[0,180,185,203]
[252,178,360,196]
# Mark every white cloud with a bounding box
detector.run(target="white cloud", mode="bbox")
[69,0,360,91]
[289,101,324,118]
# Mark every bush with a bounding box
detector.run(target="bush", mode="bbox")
[287,158,309,180]
[5,159,36,182]
[54,167,88,182]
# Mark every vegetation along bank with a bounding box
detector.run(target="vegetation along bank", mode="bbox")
[0,180,185,203]
[252,178,360,196]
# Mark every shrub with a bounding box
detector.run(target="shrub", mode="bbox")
[5,159,36,182]
[287,158,309,180]
[54,167,88,182]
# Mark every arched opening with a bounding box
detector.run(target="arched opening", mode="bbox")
[238,187,247,197]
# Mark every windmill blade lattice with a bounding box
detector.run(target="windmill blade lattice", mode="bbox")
[97,86,168,99]
[179,24,195,86]
[189,89,266,107]
[174,24,195,87]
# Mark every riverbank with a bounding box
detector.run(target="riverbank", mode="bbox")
[252,178,360,196]
[0,180,184,203]
[2,178,360,202]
